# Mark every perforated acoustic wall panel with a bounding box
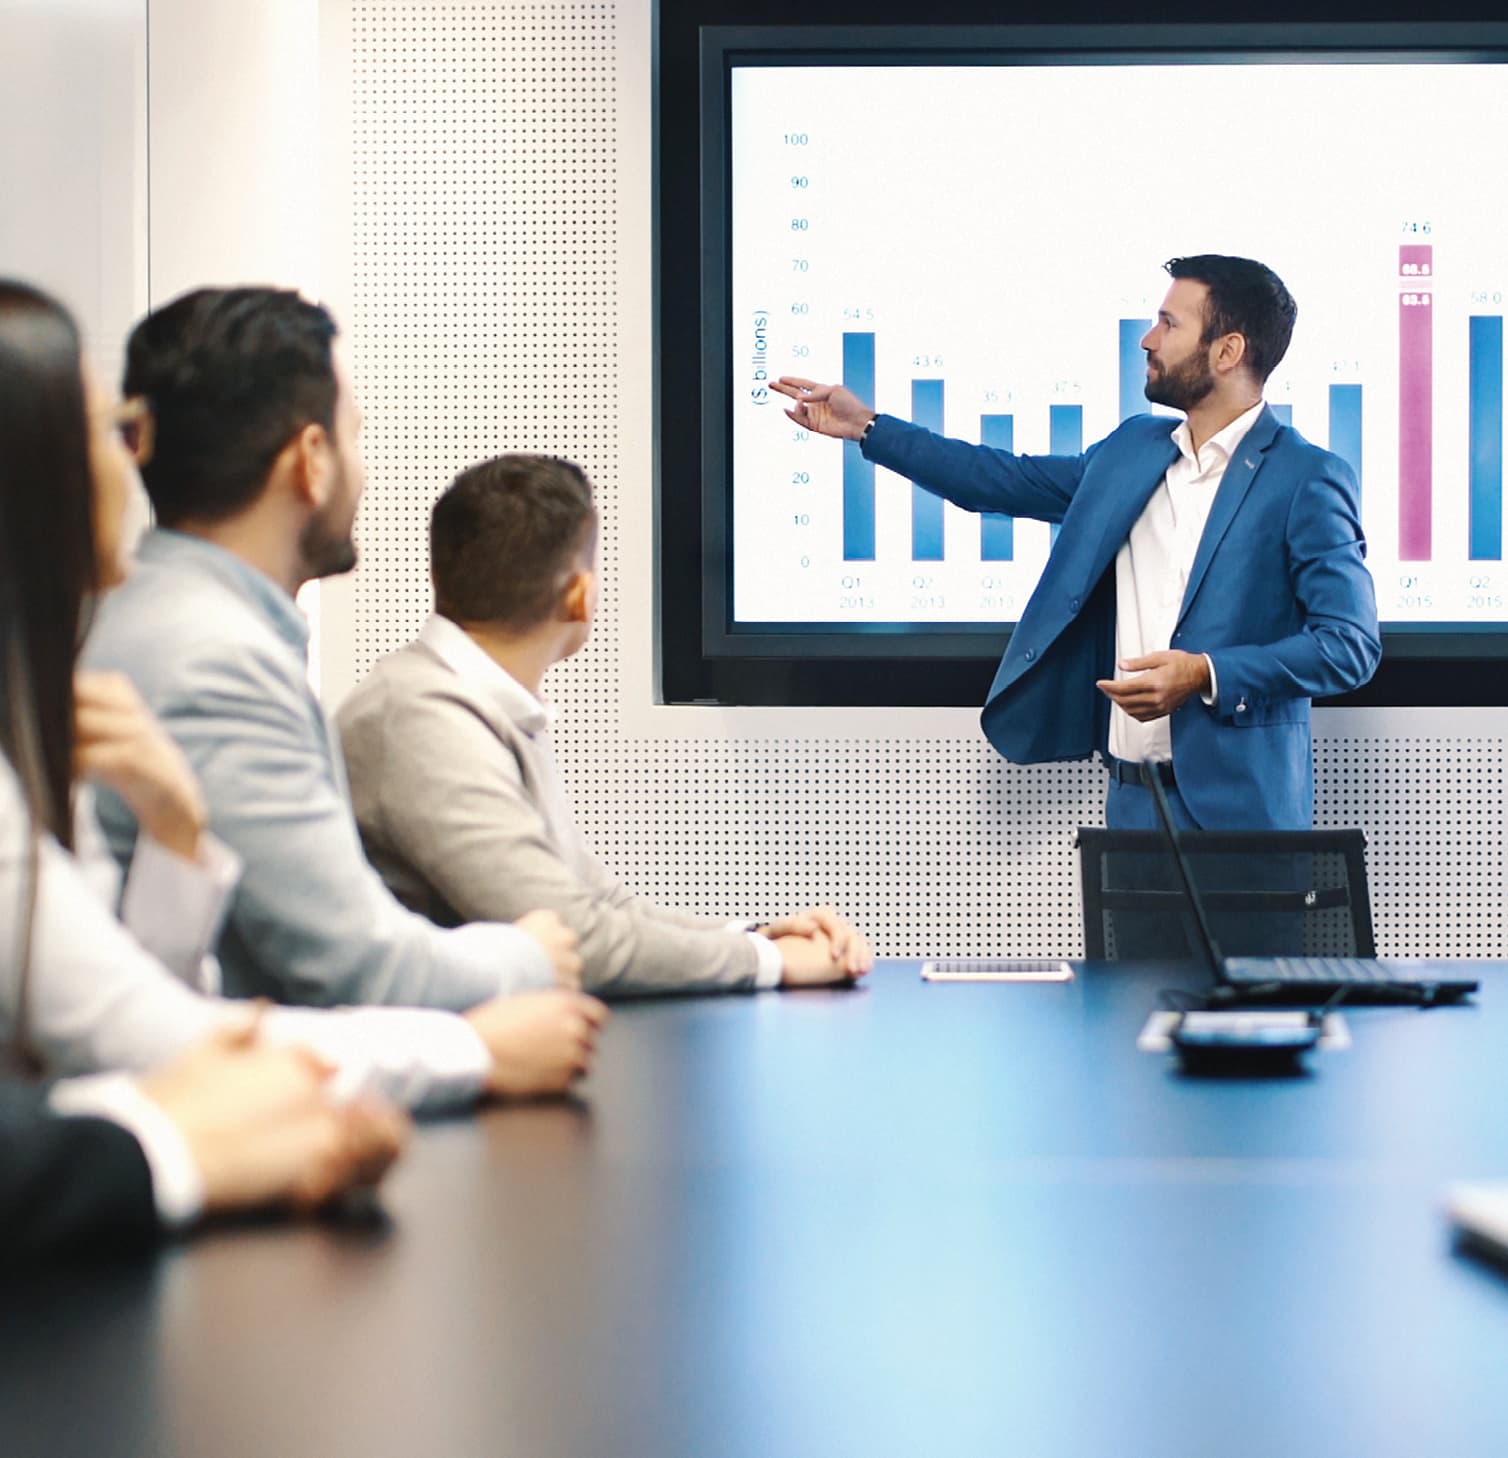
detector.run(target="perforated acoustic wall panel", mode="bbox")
[1315,728,1506,957]
[349,0,620,674]
[336,0,1506,959]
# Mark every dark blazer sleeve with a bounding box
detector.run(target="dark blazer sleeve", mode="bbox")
[0,1080,159,1263]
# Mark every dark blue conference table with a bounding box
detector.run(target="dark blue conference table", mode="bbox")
[5,960,1508,1458]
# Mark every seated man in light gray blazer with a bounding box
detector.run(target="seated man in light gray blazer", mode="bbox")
[337,455,874,996]
[86,288,583,1016]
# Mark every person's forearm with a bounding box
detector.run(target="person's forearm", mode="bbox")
[1206,620,1381,710]
[863,415,1079,521]
[0,1091,159,1261]
[398,817,761,996]
[116,826,241,989]
[259,1005,493,1112]
[171,709,550,1007]
[14,810,227,1078]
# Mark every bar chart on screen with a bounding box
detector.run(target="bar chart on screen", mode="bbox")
[728,63,1508,631]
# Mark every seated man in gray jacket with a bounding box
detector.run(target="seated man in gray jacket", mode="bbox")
[338,454,874,995]
[85,288,581,1012]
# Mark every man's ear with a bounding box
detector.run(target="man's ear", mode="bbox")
[1212,331,1248,378]
[283,422,333,507]
[561,567,595,624]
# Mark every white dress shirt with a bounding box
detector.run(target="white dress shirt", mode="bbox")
[1107,399,1265,764]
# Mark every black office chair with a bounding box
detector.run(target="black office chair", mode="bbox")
[1075,827,1376,962]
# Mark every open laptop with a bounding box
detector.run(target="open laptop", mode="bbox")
[1141,764,1479,1006]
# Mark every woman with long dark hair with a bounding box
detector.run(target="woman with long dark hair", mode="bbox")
[1,279,228,1068]
[0,281,406,1244]
[0,279,604,1118]
[0,277,223,1068]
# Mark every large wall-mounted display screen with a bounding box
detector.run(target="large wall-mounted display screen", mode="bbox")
[665,22,1508,704]
[728,62,1504,630]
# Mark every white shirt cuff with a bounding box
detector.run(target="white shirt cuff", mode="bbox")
[1201,653,1219,708]
[119,830,241,992]
[48,1072,205,1228]
[260,1006,493,1112]
[449,922,556,997]
[742,929,785,990]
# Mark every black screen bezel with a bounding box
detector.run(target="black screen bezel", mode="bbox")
[659,12,1508,707]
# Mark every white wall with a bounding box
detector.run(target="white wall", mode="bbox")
[0,0,145,377]
[144,0,321,302]
[145,0,332,681]
[2,0,328,671]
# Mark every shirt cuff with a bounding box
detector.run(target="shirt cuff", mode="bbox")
[1201,653,1219,708]
[49,1072,205,1228]
[119,830,241,991]
[261,1006,493,1113]
[457,922,556,997]
[742,929,785,990]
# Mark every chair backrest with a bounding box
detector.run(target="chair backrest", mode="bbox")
[1075,827,1375,962]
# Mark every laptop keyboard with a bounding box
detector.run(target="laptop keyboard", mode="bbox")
[1227,956,1453,985]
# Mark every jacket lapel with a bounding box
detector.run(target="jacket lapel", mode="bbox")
[1085,427,1181,577]
[1176,406,1280,626]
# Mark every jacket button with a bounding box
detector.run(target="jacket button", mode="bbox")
[1069,597,1081,613]
[1024,648,1036,662]
[1236,699,1247,713]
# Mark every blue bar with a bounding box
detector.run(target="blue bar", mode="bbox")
[979,414,1014,561]
[1270,404,1293,427]
[1050,404,1083,456]
[1120,320,1150,422]
[1470,315,1503,561]
[911,380,945,560]
[1329,385,1363,497]
[841,333,876,560]
[1048,404,1082,547]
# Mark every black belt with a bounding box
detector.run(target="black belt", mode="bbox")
[1103,755,1176,787]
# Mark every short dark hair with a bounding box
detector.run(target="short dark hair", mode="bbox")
[123,286,339,526]
[1164,255,1297,385]
[431,454,597,631]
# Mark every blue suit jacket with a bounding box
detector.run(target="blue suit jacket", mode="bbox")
[864,408,1381,828]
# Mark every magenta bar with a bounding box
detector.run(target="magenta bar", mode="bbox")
[1398,244,1433,281]
[1398,252,1433,560]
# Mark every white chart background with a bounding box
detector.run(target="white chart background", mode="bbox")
[730,62,1508,628]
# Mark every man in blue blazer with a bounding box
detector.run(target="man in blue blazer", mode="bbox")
[773,256,1380,830]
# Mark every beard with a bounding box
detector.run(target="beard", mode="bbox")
[1144,348,1216,412]
[298,461,359,579]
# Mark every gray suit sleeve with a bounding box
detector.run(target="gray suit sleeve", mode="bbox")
[113,643,551,1010]
[346,684,762,997]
